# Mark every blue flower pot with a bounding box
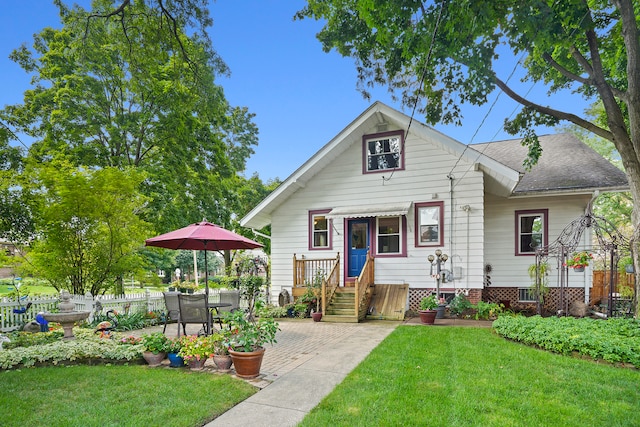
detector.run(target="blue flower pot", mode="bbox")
[168,352,184,368]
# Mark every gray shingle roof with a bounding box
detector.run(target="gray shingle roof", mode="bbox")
[472,133,628,194]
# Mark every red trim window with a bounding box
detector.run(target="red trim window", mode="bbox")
[515,209,548,255]
[362,130,405,174]
[309,209,332,250]
[414,201,444,247]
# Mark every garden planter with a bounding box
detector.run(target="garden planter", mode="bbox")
[213,355,233,372]
[573,266,585,272]
[167,352,184,368]
[312,312,323,322]
[418,309,437,325]
[436,304,446,319]
[142,351,166,367]
[188,357,208,370]
[229,347,265,379]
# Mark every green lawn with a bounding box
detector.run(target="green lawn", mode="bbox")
[0,364,256,427]
[300,326,640,427]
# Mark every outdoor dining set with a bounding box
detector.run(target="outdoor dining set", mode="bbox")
[162,290,241,336]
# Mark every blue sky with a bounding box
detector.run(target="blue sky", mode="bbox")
[1,1,589,181]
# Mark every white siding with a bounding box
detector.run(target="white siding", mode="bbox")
[268,124,487,301]
[484,193,593,290]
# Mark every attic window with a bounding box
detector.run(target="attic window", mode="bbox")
[363,130,404,173]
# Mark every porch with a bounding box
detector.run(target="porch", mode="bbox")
[292,253,408,322]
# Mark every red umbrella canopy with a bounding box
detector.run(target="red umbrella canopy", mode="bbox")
[145,221,263,251]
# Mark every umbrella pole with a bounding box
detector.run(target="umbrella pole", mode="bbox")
[205,250,211,335]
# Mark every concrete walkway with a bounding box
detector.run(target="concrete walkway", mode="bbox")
[205,319,398,426]
[133,316,491,426]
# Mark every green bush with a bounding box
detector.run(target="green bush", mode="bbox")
[3,330,65,349]
[449,293,472,316]
[0,328,144,369]
[473,300,504,320]
[493,315,640,367]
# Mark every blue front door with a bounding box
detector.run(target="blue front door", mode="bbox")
[348,219,369,277]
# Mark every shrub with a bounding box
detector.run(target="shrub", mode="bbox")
[473,301,503,320]
[0,328,144,369]
[493,315,640,367]
[449,293,472,316]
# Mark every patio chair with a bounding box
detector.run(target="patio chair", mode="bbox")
[162,292,185,336]
[211,290,241,329]
[177,294,212,336]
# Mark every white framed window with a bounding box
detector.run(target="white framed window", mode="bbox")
[363,130,404,173]
[414,201,444,247]
[309,210,331,250]
[516,209,548,255]
[518,288,536,302]
[377,216,401,254]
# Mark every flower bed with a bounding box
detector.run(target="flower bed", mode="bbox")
[0,328,144,370]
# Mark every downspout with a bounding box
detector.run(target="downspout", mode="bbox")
[447,174,455,286]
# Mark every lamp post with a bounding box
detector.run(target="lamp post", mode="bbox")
[427,249,449,299]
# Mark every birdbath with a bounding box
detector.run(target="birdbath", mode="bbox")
[43,290,90,339]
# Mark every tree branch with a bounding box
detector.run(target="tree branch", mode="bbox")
[542,52,589,85]
[493,76,614,141]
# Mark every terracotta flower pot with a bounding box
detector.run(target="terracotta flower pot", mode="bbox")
[142,351,166,367]
[188,357,208,370]
[312,312,323,322]
[418,309,437,325]
[229,347,265,379]
[213,354,233,372]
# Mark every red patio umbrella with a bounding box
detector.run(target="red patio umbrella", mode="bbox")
[145,220,262,333]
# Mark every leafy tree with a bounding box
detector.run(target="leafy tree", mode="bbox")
[563,106,633,235]
[1,0,258,233]
[19,161,151,295]
[298,0,640,313]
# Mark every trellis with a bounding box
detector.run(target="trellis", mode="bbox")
[533,202,632,317]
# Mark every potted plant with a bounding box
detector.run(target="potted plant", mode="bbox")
[223,310,279,379]
[211,332,233,372]
[307,272,324,322]
[418,294,438,325]
[140,332,169,366]
[620,255,635,273]
[178,335,216,370]
[166,337,184,368]
[565,251,593,272]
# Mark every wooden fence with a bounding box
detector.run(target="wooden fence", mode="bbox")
[591,270,635,305]
[0,289,225,332]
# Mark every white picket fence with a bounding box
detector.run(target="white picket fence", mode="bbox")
[0,289,225,332]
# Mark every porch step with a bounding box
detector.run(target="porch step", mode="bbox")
[321,314,359,323]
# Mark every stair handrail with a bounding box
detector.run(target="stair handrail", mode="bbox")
[354,252,375,317]
[321,254,341,314]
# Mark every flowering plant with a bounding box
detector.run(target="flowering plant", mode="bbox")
[119,336,142,346]
[223,310,279,352]
[141,332,169,354]
[165,337,182,354]
[419,294,438,310]
[178,335,216,362]
[565,251,593,269]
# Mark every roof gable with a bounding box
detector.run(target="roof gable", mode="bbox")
[241,102,520,229]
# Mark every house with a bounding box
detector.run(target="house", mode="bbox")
[241,102,628,321]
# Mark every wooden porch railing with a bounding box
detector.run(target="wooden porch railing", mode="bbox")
[321,256,341,314]
[292,253,340,299]
[354,252,375,318]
